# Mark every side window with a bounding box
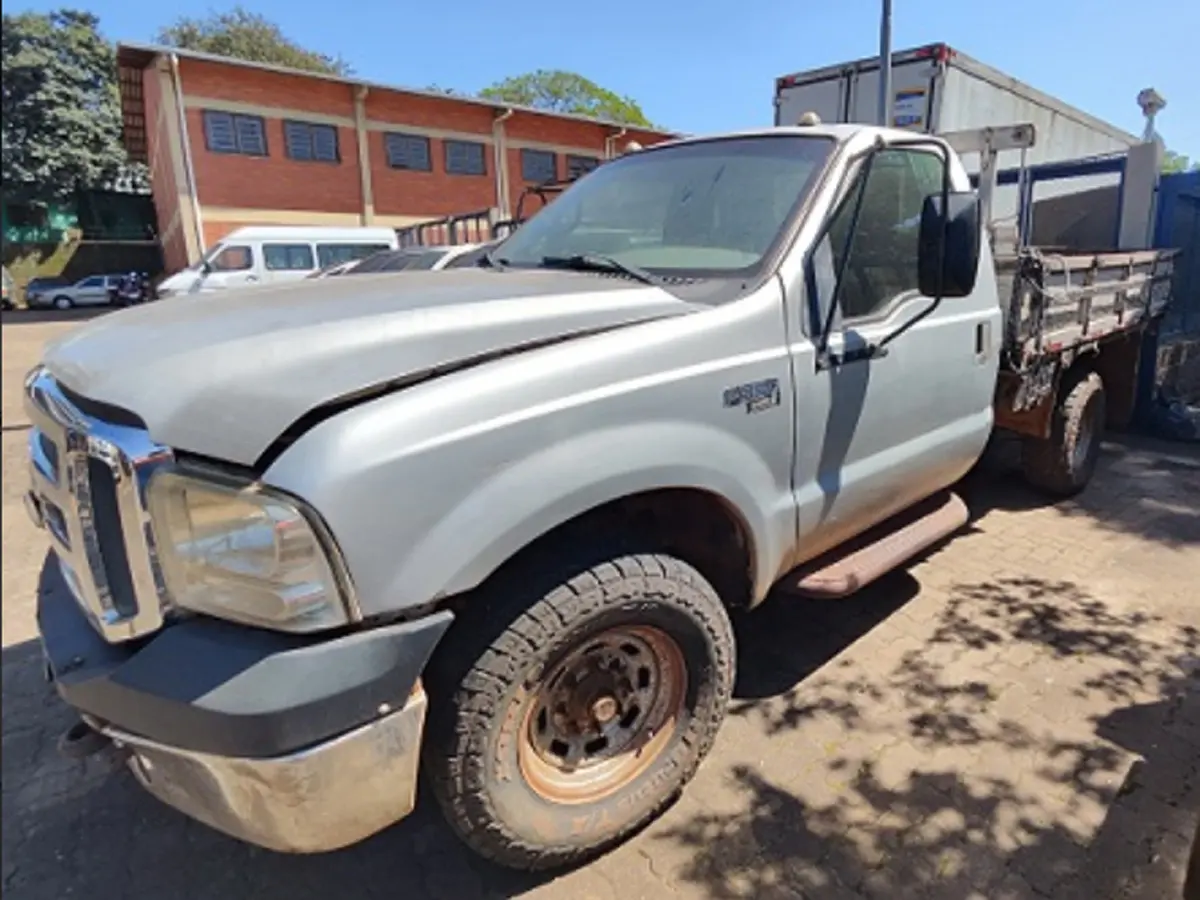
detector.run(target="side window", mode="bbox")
[316,242,390,267]
[521,149,557,183]
[211,245,253,272]
[203,111,268,156]
[566,154,601,179]
[385,133,432,171]
[444,140,486,176]
[823,148,943,319]
[79,276,105,288]
[284,121,340,163]
[263,243,316,271]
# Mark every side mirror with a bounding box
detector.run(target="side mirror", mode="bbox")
[200,259,213,275]
[918,191,981,299]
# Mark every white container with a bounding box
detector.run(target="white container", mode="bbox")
[774,43,1141,228]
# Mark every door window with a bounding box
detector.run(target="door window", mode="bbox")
[263,243,316,271]
[78,276,105,288]
[822,148,943,319]
[210,245,253,272]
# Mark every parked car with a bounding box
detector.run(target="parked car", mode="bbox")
[155,226,399,297]
[308,243,490,278]
[22,122,1176,871]
[1,267,13,310]
[307,259,362,279]
[28,274,123,309]
[21,276,70,308]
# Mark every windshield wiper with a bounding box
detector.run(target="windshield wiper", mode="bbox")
[539,253,657,285]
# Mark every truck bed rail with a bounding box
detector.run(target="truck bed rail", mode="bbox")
[999,247,1176,369]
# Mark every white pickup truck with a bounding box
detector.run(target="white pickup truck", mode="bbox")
[25,120,1175,870]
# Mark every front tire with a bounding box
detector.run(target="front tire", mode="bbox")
[53,295,73,310]
[424,548,735,871]
[1021,368,1106,497]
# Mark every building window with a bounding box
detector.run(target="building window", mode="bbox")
[521,149,557,183]
[444,139,486,176]
[566,154,601,179]
[203,110,268,156]
[263,243,316,271]
[385,133,432,171]
[284,120,340,163]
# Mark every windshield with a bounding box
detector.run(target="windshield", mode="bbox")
[494,135,833,278]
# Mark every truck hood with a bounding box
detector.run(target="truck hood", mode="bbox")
[42,269,695,466]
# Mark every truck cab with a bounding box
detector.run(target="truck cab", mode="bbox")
[24,123,1171,871]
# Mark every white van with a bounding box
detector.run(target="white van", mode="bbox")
[156,226,399,297]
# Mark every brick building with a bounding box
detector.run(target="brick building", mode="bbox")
[116,43,677,274]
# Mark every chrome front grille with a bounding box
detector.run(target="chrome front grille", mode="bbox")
[24,367,173,642]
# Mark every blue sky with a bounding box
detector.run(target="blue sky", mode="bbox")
[15,0,1200,159]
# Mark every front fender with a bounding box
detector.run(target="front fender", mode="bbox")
[264,288,796,618]
[406,421,786,606]
[268,416,791,617]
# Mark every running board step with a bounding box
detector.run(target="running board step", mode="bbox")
[789,492,969,599]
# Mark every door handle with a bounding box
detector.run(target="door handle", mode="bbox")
[975,322,991,360]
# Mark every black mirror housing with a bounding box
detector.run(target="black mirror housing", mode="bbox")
[918,191,981,299]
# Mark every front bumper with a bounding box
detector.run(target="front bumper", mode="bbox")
[103,686,428,853]
[37,554,453,852]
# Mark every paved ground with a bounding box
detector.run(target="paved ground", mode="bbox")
[2,308,1199,900]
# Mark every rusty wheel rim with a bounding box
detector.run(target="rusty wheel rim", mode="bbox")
[518,625,688,805]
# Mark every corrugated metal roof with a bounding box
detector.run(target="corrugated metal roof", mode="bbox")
[115,42,678,163]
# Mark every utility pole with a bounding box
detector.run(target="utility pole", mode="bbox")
[877,0,893,127]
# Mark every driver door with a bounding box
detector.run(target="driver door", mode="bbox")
[790,146,999,561]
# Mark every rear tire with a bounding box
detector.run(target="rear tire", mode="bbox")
[1021,368,1106,497]
[424,546,735,871]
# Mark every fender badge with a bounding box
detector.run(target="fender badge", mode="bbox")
[723,378,781,414]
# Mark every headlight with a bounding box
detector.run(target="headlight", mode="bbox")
[148,471,352,632]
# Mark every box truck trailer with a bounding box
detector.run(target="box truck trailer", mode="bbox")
[775,43,1148,243]
[774,43,1139,169]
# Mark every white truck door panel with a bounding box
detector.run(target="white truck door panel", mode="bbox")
[789,145,999,563]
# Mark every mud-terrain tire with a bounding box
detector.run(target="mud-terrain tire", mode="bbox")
[1021,368,1106,497]
[423,546,735,871]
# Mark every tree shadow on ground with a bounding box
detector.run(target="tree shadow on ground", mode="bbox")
[964,430,1200,550]
[660,574,1200,899]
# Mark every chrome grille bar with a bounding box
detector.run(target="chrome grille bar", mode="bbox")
[24,367,173,642]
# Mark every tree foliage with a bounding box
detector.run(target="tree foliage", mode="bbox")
[1,9,134,197]
[157,7,351,76]
[480,70,652,127]
[1162,149,1199,174]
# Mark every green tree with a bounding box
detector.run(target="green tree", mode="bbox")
[1162,149,1199,174]
[480,70,652,127]
[157,7,351,76]
[1,9,134,197]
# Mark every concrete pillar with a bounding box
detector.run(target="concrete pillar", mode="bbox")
[353,85,375,225]
[1118,140,1163,249]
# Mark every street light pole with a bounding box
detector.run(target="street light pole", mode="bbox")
[877,0,893,127]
